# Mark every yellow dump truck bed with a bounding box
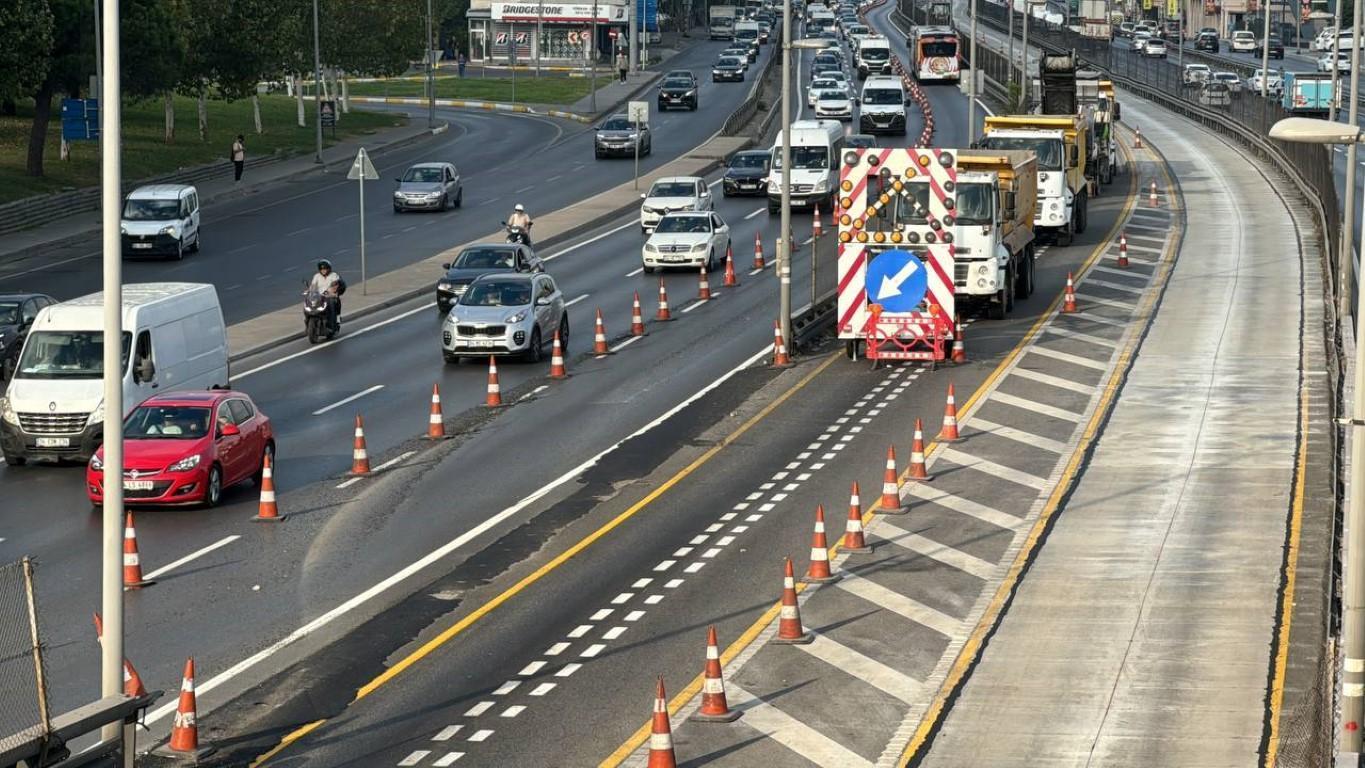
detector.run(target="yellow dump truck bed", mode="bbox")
[956,149,1037,252]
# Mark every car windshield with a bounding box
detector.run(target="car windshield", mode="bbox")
[663,78,693,89]
[819,90,848,101]
[1207,83,1229,92]
[772,146,830,170]
[403,167,444,182]
[0,301,19,325]
[730,153,769,169]
[850,26,868,34]
[124,405,212,440]
[1216,73,1237,81]
[862,88,902,104]
[16,330,130,379]
[454,247,517,269]
[812,79,838,90]
[602,117,633,130]
[719,57,743,67]
[1234,32,1253,39]
[655,215,711,233]
[460,281,532,307]
[954,182,993,225]
[981,136,1063,170]
[846,136,876,148]
[650,182,698,197]
[122,199,180,220]
[1189,66,1209,72]
[862,48,889,61]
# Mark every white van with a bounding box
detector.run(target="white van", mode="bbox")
[0,283,229,465]
[860,75,908,134]
[768,119,845,212]
[857,35,893,78]
[121,184,201,260]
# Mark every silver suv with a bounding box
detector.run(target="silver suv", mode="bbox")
[441,273,568,363]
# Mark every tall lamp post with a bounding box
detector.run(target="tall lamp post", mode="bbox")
[313,0,323,163]
[1021,0,1045,110]
[968,0,978,142]
[1272,115,1365,759]
[427,0,436,128]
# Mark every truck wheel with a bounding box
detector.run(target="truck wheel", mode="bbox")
[989,289,1007,320]
[1076,194,1088,234]
[1057,222,1074,247]
[1015,253,1034,299]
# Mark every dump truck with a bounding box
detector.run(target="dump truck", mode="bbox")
[709,5,738,40]
[953,150,1038,318]
[1037,52,1114,186]
[980,114,1089,245]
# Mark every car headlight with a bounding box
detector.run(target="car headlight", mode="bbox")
[167,454,202,472]
[89,453,103,471]
[159,225,179,237]
[0,397,17,426]
[505,310,528,324]
[645,243,659,252]
[120,225,127,235]
[438,282,453,292]
[813,180,828,193]
[87,400,105,428]
[691,243,708,252]
[1050,201,1060,211]
[1039,172,1050,182]
[713,69,723,75]
[975,263,993,278]
[768,180,780,192]
[684,89,696,96]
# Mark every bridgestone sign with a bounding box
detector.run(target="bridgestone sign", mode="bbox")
[492,2,628,21]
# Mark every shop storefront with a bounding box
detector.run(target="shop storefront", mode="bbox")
[467,1,631,65]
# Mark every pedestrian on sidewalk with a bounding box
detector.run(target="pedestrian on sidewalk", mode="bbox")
[458,50,467,77]
[616,50,628,83]
[231,134,246,183]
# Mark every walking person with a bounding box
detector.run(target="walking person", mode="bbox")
[458,50,467,77]
[231,134,246,183]
[616,49,628,83]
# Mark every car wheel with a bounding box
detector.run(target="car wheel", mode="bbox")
[643,263,655,274]
[394,205,403,213]
[444,353,462,365]
[190,230,202,253]
[558,315,570,350]
[253,442,276,486]
[708,248,718,273]
[173,238,185,261]
[524,327,543,363]
[2,454,26,466]
[455,188,464,208]
[203,464,223,508]
[440,194,450,211]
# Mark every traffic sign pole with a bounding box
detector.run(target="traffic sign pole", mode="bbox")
[349,148,380,295]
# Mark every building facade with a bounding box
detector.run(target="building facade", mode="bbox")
[467,0,633,64]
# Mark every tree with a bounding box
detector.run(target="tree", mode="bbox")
[122,0,187,142]
[324,0,427,77]
[24,0,90,177]
[0,0,55,106]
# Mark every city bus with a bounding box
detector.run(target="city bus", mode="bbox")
[910,26,960,82]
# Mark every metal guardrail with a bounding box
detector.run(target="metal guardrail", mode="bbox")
[793,289,839,349]
[721,44,781,138]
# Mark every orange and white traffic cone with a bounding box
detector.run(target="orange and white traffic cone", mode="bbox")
[812,204,823,240]
[772,321,792,367]
[349,415,371,475]
[647,677,678,767]
[155,658,215,760]
[426,384,445,439]
[698,263,712,301]
[753,231,766,270]
[951,314,966,364]
[723,244,739,287]
[631,291,648,336]
[842,482,872,554]
[549,329,568,379]
[1148,180,1158,207]
[486,356,503,407]
[774,557,813,644]
[593,308,612,355]
[1062,272,1078,313]
[655,279,673,322]
[93,613,148,697]
[880,445,907,514]
[909,417,932,481]
[693,626,741,722]
[123,512,154,589]
[1117,232,1130,269]
[939,384,961,442]
[253,453,282,522]
[803,505,838,583]
[1134,126,1143,148]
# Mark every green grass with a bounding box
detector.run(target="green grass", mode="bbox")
[0,94,405,205]
[337,76,594,105]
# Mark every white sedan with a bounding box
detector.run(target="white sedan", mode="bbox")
[1230,31,1256,52]
[642,212,732,273]
[1212,71,1242,93]
[1319,51,1352,72]
[808,77,845,107]
[1142,39,1167,58]
[639,176,713,233]
[814,88,855,120]
[1249,68,1284,94]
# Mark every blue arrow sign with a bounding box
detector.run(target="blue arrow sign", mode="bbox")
[865,249,928,313]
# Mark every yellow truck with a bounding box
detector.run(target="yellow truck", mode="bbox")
[954,150,1038,318]
[980,114,1089,245]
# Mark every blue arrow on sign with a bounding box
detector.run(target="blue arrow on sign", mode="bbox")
[865,249,928,313]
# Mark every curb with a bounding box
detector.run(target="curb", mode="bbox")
[338,95,596,124]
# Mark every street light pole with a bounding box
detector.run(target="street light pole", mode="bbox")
[780,0,793,347]
[427,0,436,128]
[969,0,978,142]
[591,0,599,113]
[1021,0,1031,110]
[1343,5,1363,325]
[313,0,323,164]
[1008,1,1016,89]
[1329,0,1343,122]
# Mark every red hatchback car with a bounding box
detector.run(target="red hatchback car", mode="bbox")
[87,390,274,508]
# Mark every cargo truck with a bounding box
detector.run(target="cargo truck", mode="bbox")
[953,150,1038,318]
[1282,71,1332,116]
[980,115,1089,245]
[710,5,738,39]
[1037,51,1115,187]
[1079,0,1110,39]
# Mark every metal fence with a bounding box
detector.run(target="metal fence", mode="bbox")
[0,559,50,756]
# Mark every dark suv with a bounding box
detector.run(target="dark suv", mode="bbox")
[1262,35,1284,59]
[657,72,699,110]
[434,244,542,315]
[1195,31,1219,52]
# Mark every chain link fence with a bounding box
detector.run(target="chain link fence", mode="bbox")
[0,558,51,756]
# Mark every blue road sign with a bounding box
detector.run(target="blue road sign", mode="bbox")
[61,98,100,141]
[865,249,928,313]
[636,0,658,32]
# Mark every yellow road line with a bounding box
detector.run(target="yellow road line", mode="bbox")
[600,137,1148,768]
[254,352,841,765]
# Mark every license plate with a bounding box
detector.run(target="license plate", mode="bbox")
[123,480,154,491]
[132,243,152,249]
[467,339,495,348]
[35,437,69,448]
[663,256,686,263]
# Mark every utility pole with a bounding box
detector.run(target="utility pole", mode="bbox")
[1021,0,1031,110]
[313,0,324,164]
[1343,7,1365,750]
[1340,0,1360,326]
[591,0,599,113]
[1008,1,1016,89]
[969,0,978,142]
[427,0,436,128]
[630,0,640,74]
[537,0,544,75]
[779,0,793,346]
[1330,0,1344,122]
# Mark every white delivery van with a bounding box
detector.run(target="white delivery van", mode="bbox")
[0,283,229,465]
[859,75,908,134]
[121,184,201,260]
[768,119,845,213]
[857,35,893,78]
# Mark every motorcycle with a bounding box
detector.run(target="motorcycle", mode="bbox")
[302,284,340,344]
[501,220,533,246]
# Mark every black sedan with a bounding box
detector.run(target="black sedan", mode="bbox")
[722,150,772,197]
[657,75,699,110]
[435,244,543,315]
[713,55,747,82]
[0,293,56,379]
[594,114,652,158]
[1262,35,1284,59]
[1195,32,1219,52]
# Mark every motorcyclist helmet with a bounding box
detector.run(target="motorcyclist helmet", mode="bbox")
[317,259,332,272]
[514,204,526,212]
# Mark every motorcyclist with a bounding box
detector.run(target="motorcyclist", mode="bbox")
[507,204,533,245]
[309,259,342,326]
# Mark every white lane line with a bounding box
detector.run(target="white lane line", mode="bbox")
[433,754,464,766]
[608,335,643,353]
[518,661,546,676]
[529,683,556,696]
[555,663,582,677]
[724,685,874,768]
[1123,222,1168,233]
[514,185,535,194]
[432,726,463,741]
[1009,367,1096,394]
[565,293,590,307]
[626,266,645,277]
[500,705,526,717]
[745,208,765,220]
[142,535,241,581]
[517,385,549,403]
[402,225,417,233]
[468,729,494,741]
[228,244,252,254]
[988,391,1086,424]
[969,418,1069,454]
[398,750,431,766]
[1044,326,1119,348]
[906,484,1022,530]
[334,450,418,489]
[798,633,923,704]
[602,626,628,640]
[872,520,997,580]
[1065,312,1131,329]
[232,302,437,381]
[285,227,310,237]
[1073,293,1134,310]
[464,702,494,717]
[836,572,960,637]
[146,343,773,726]
[312,384,385,415]
[938,447,1049,490]
[681,299,709,314]
[543,219,637,261]
[224,284,243,292]
[1028,345,1109,371]
[1091,265,1150,280]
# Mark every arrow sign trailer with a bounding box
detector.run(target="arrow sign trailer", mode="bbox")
[865,250,928,313]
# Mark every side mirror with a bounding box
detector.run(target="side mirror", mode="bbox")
[640,193,648,199]
[701,190,711,197]
[441,262,452,270]
[1068,145,1079,167]
[219,421,240,438]
[536,296,553,306]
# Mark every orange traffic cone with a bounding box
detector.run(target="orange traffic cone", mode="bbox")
[155,658,215,760]
[772,321,792,367]
[803,505,838,583]
[939,385,961,442]
[593,308,612,355]
[812,204,823,240]
[880,445,907,514]
[486,356,503,407]
[631,291,648,336]
[1062,272,1078,313]
[93,613,148,697]
[909,418,932,481]
[693,626,741,722]
[655,279,673,322]
[1134,126,1143,148]
[549,329,568,379]
[698,263,712,301]
[123,512,154,589]
[724,243,739,287]
[647,677,678,767]
[253,452,282,522]
[951,315,966,363]
[842,482,872,554]
[426,384,445,439]
[1117,232,1130,268]
[1148,180,1159,207]
[752,231,766,270]
[774,557,813,644]
[349,415,371,475]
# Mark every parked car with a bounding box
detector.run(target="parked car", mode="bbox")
[1195,31,1219,52]
[713,55,747,82]
[641,212,732,273]
[1230,30,1256,52]
[657,74,699,110]
[441,273,568,363]
[1182,63,1211,86]
[722,150,772,197]
[640,176,714,233]
[1198,80,1232,107]
[87,390,274,509]
[0,293,57,380]
[434,243,542,315]
[393,162,462,212]
[594,114,652,158]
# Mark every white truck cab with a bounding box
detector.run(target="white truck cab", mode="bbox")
[859,75,908,135]
[980,128,1071,231]
[768,119,845,213]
